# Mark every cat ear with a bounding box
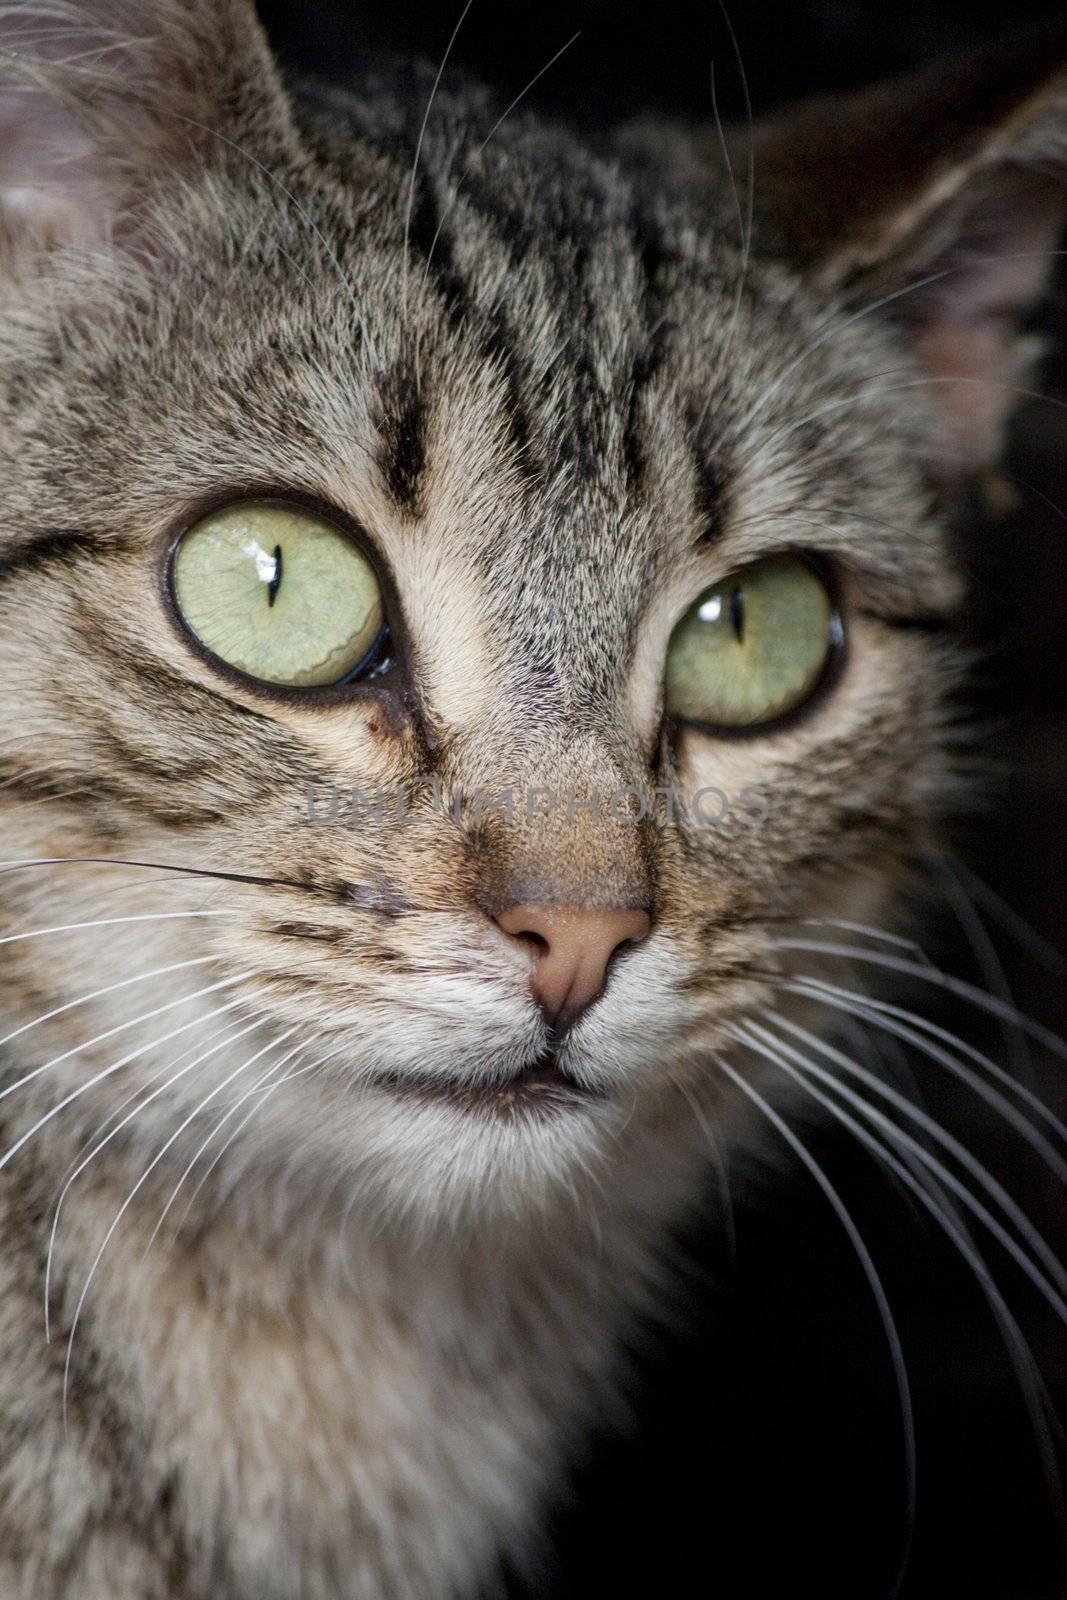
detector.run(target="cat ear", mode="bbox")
[0,1,294,258]
[743,38,1067,475]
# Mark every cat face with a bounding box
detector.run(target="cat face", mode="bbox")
[0,3,1061,1223]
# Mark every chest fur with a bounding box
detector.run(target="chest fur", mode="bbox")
[44,1198,635,1600]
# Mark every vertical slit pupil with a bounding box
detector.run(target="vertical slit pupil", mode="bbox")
[267,543,283,608]
[729,586,745,644]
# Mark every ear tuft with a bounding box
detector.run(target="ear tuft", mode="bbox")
[0,1,292,258]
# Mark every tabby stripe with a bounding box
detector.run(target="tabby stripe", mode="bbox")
[856,608,955,632]
[0,530,119,584]
[401,166,540,484]
[373,360,429,518]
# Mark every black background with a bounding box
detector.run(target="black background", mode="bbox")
[257,5,1067,1595]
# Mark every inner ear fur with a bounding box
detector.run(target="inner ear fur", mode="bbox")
[742,35,1067,473]
[0,0,295,259]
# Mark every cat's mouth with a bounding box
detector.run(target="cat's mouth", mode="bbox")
[369,1053,599,1116]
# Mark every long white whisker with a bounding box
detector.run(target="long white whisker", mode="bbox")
[934,855,1035,1089]
[143,1033,318,1253]
[167,1039,348,1241]
[750,1015,1067,1302]
[402,0,475,317]
[674,1075,736,1264]
[794,919,934,961]
[145,109,380,370]
[734,1022,1067,1321]
[747,371,1067,469]
[780,975,1067,1159]
[0,956,214,1052]
[772,939,1067,1067]
[62,1014,248,1183]
[45,1011,265,1324]
[2,34,378,356]
[0,970,247,1106]
[61,1026,297,1426]
[729,1029,1064,1520]
[713,1052,916,1596]
[0,980,253,1172]
[0,909,233,947]
[944,857,1065,973]
[418,30,581,301]
[707,0,754,379]
[44,1010,269,1340]
[734,270,957,437]
[171,1055,309,1234]
[835,1011,929,1118]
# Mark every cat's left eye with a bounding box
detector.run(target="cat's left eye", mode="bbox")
[664,553,840,731]
[171,500,386,689]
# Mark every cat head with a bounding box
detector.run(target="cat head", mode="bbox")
[0,2,1063,1228]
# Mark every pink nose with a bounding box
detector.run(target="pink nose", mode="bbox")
[494,903,651,1028]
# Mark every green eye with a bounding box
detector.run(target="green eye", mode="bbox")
[172,500,385,688]
[664,554,838,729]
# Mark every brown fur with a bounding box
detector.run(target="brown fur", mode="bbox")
[0,4,1063,1594]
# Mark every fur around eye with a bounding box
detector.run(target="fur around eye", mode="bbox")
[664,554,840,730]
[171,500,386,688]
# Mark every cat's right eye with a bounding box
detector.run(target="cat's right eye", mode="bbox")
[171,500,386,689]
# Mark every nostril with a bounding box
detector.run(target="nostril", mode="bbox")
[603,932,638,983]
[491,903,652,1028]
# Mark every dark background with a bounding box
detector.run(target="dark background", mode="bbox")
[257,5,1067,1596]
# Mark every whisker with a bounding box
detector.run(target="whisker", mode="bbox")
[744,370,1067,472]
[941,856,1065,975]
[167,1043,343,1239]
[1,31,382,361]
[0,983,254,1175]
[418,30,581,300]
[933,855,1036,1090]
[690,0,754,431]
[793,919,934,962]
[143,1032,319,1254]
[735,1021,1067,1321]
[0,909,234,948]
[0,971,247,1107]
[735,280,946,438]
[779,973,1067,1155]
[402,0,476,318]
[0,955,213,1051]
[674,1075,736,1264]
[771,939,1067,1066]
[712,1052,916,1596]
[58,1011,258,1196]
[729,1029,1064,1523]
[749,1015,1067,1302]
[0,855,436,913]
[64,873,220,912]
[710,68,742,360]
[61,1024,296,1426]
[151,112,380,370]
[0,855,298,890]
[734,247,1067,441]
[43,1009,270,1340]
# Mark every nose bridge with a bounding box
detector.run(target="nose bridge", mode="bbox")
[453,730,656,918]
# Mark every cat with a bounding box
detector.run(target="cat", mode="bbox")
[0,3,1064,1596]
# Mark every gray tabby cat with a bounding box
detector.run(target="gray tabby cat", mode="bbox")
[0,3,1063,1595]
